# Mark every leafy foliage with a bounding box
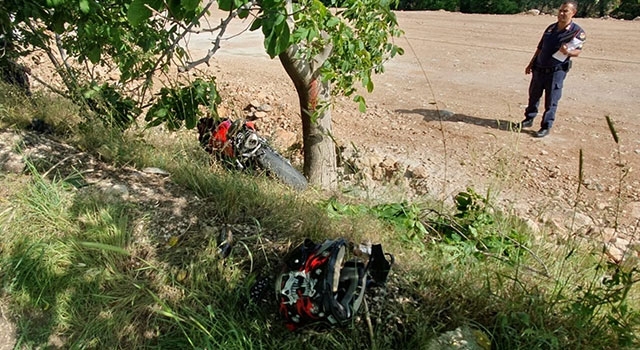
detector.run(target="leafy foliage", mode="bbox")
[253,0,404,109]
[146,78,221,131]
[82,82,139,129]
[610,0,640,19]
[325,197,427,235]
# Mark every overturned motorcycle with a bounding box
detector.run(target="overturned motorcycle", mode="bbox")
[197,117,308,191]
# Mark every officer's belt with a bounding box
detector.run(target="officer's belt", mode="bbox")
[535,64,568,74]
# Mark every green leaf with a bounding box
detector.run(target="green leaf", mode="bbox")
[79,0,90,13]
[238,8,249,19]
[185,114,197,129]
[218,0,234,11]
[249,18,262,31]
[51,12,66,33]
[354,95,366,113]
[366,78,374,93]
[274,22,290,55]
[87,46,101,63]
[127,0,152,26]
[326,16,340,28]
[182,0,200,11]
[46,0,65,6]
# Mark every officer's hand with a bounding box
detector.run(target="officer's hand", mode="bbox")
[525,65,532,75]
[559,44,569,55]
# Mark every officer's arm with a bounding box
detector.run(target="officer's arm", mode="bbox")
[559,45,582,58]
[526,48,541,74]
[567,48,582,58]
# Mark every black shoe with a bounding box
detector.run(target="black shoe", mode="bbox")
[520,118,534,128]
[535,128,550,138]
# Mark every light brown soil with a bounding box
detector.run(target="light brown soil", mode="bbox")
[193,10,640,240]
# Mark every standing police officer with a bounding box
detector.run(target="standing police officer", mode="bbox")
[521,1,586,138]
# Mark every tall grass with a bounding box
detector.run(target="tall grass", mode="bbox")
[1,83,639,349]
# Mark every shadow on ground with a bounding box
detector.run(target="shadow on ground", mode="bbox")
[397,108,538,136]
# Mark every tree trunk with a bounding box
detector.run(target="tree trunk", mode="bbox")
[279,49,337,190]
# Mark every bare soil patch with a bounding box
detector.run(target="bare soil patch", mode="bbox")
[191,10,640,243]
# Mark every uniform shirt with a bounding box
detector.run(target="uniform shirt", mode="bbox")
[535,22,586,68]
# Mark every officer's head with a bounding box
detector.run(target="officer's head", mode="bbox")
[558,1,578,25]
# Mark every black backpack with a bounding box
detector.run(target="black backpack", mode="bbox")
[275,238,393,331]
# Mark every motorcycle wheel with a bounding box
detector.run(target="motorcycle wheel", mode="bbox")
[256,146,308,191]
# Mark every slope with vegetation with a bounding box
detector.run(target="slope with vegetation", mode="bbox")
[1,80,639,348]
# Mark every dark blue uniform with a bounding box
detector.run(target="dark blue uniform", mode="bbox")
[525,22,586,130]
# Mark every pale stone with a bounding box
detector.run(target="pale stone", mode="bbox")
[142,167,169,175]
[626,201,640,219]
[1,156,24,174]
[408,165,429,179]
[107,184,129,198]
[601,227,617,242]
[273,129,297,149]
[605,242,625,263]
[359,154,383,168]
[257,104,273,112]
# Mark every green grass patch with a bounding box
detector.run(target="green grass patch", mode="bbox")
[1,84,639,349]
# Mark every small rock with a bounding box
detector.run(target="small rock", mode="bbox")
[601,227,617,242]
[426,325,490,350]
[548,218,568,236]
[439,110,455,118]
[613,238,630,249]
[273,129,297,149]
[142,167,170,175]
[524,217,540,234]
[1,155,25,174]
[571,211,593,229]
[605,242,625,263]
[626,201,640,219]
[526,9,541,15]
[408,165,429,179]
[257,104,273,112]
[359,154,384,168]
[107,184,129,198]
[254,111,268,119]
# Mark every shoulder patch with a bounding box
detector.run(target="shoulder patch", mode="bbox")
[579,31,586,40]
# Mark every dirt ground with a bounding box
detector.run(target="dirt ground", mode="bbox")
[189,9,640,244]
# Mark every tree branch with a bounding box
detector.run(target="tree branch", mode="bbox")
[179,2,258,72]
[139,0,217,100]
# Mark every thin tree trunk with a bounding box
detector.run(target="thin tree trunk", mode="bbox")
[279,50,337,189]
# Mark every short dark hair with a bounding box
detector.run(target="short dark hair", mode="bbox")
[564,0,578,11]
